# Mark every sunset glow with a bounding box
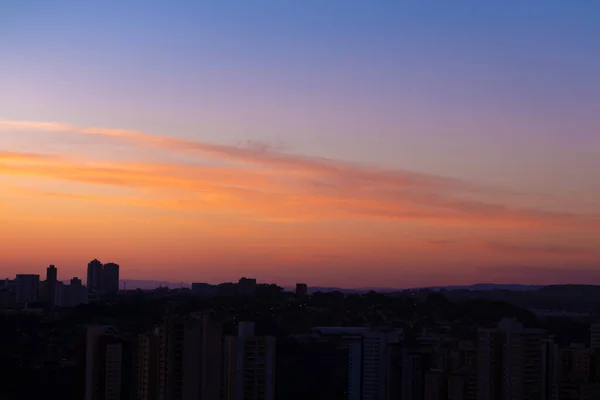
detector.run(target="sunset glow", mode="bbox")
[1,1,599,287]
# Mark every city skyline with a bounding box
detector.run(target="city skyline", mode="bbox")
[1,1,599,287]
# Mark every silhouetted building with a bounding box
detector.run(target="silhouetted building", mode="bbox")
[46,264,57,305]
[54,277,88,307]
[103,263,120,294]
[87,259,103,292]
[191,282,217,297]
[157,313,222,400]
[295,283,308,297]
[477,318,548,400]
[222,322,276,400]
[15,274,40,305]
[0,279,16,309]
[237,278,257,296]
[218,282,236,296]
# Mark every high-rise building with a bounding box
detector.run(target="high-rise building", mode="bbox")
[15,274,40,305]
[87,259,120,295]
[46,264,57,305]
[134,331,159,400]
[222,322,276,400]
[402,349,427,400]
[477,318,548,400]
[87,259,103,292]
[222,336,238,400]
[85,325,127,400]
[103,263,120,294]
[541,338,559,400]
[157,313,222,400]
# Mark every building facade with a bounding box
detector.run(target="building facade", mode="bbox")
[477,318,548,400]
[157,313,222,400]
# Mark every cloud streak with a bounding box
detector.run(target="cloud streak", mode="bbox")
[1,145,598,230]
[0,118,458,189]
[486,242,600,257]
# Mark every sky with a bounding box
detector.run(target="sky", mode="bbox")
[0,1,599,288]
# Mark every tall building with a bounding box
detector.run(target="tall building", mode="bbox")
[222,322,276,400]
[541,338,559,400]
[157,313,222,400]
[103,263,120,294]
[87,259,103,292]
[85,325,127,400]
[15,274,40,305]
[46,264,57,305]
[134,331,159,400]
[87,259,120,295]
[477,318,548,400]
[402,349,427,400]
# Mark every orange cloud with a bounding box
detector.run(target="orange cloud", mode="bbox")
[485,241,600,257]
[0,118,456,189]
[0,148,598,230]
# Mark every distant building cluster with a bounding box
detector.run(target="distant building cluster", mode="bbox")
[0,259,119,310]
[6,261,600,400]
[191,277,259,297]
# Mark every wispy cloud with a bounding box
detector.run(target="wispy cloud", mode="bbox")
[1,118,599,230]
[0,118,455,188]
[486,242,600,257]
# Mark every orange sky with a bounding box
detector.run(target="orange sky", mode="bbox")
[2,2,600,288]
[1,118,598,287]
